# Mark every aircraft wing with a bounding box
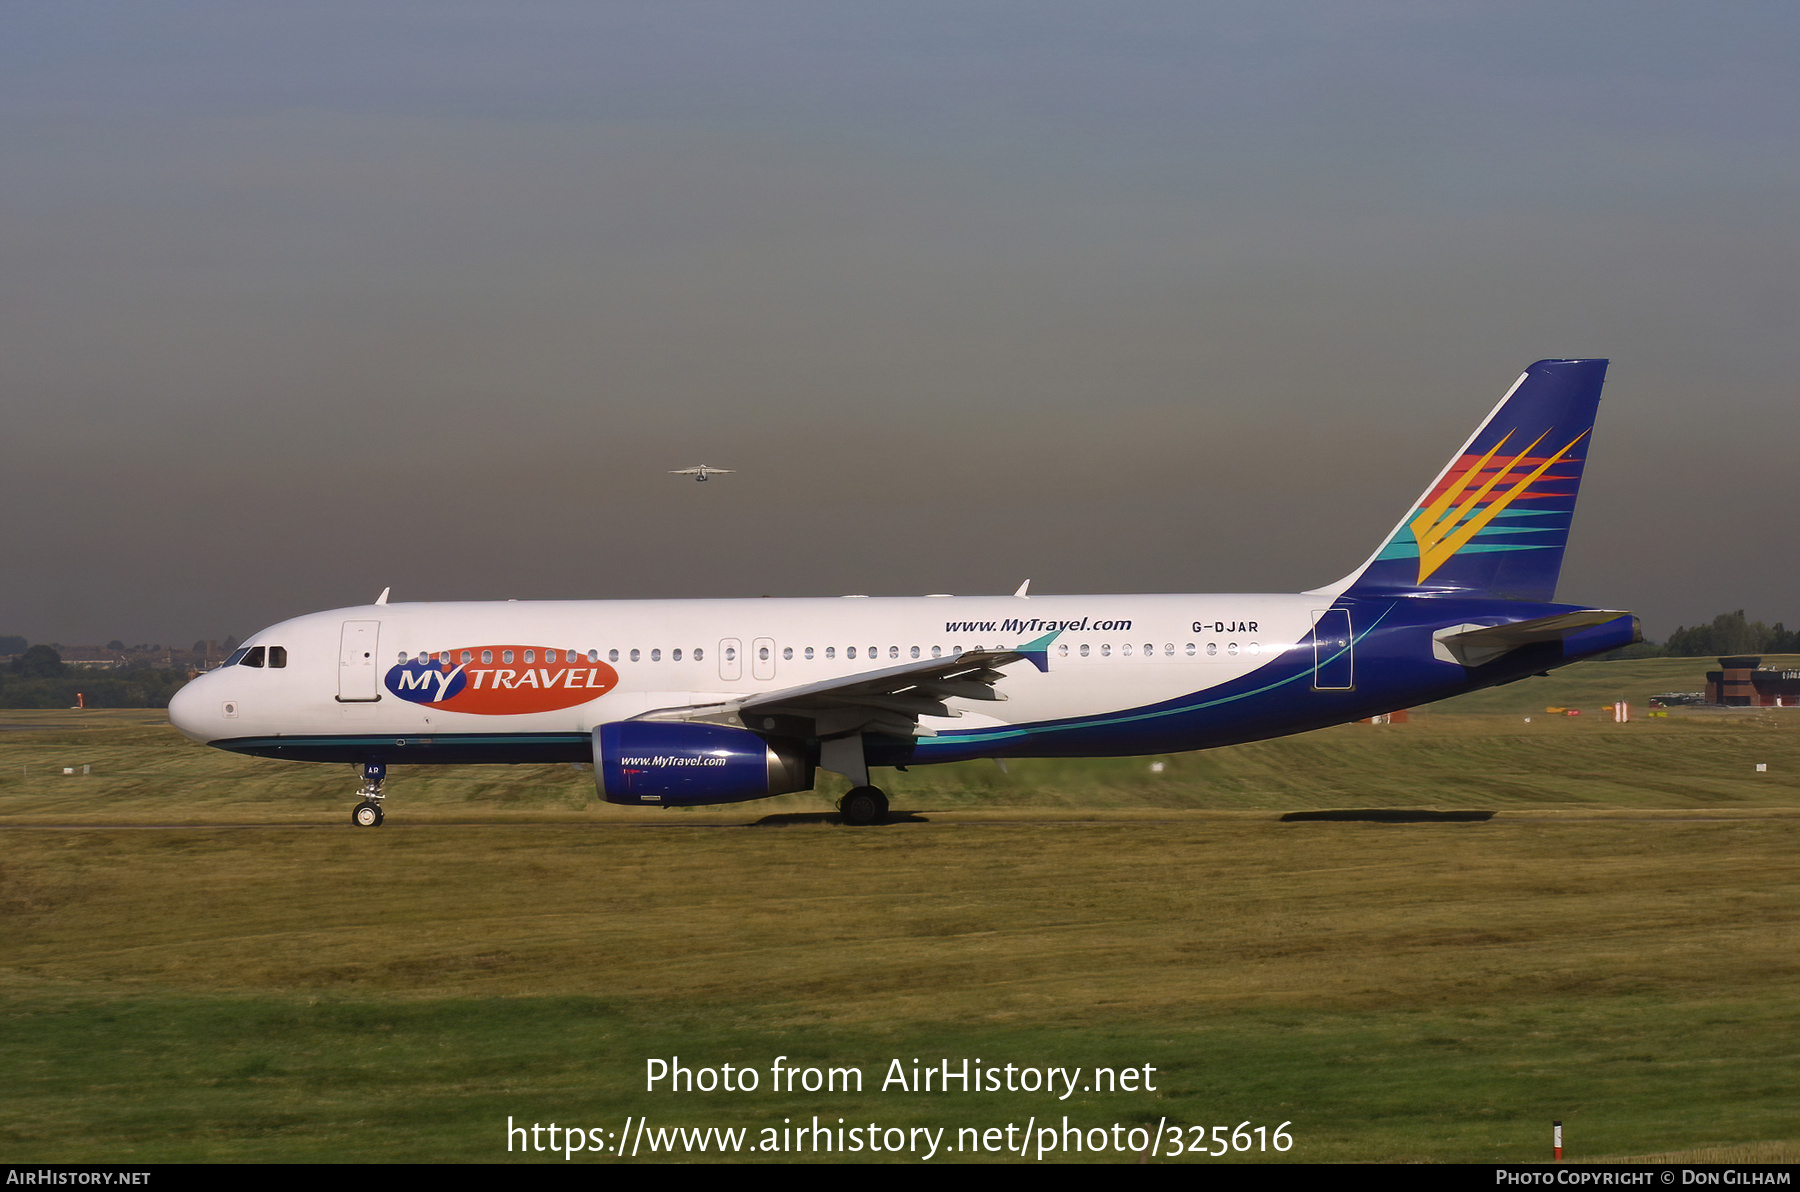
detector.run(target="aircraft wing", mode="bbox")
[1432,610,1638,668]
[635,633,1058,739]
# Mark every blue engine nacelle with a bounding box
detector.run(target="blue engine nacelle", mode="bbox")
[594,721,814,806]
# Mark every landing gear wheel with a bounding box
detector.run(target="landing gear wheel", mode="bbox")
[352,800,384,828]
[839,786,889,826]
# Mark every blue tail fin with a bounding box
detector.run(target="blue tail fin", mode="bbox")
[1326,359,1608,603]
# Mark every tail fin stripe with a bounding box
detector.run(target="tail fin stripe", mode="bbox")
[1413,429,1589,583]
[1413,433,1518,551]
[1414,429,1557,559]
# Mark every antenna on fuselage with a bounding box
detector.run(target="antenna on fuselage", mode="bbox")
[375,587,390,605]
[1013,579,1031,598]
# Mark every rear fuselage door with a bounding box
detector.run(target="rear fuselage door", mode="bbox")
[338,620,382,701]
[1311,608,1354,690]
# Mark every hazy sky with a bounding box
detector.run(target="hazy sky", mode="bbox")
[4,2,1797,645]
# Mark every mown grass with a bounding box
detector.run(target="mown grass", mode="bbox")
[5,994,1794,1162]
[1,657,1797,1162]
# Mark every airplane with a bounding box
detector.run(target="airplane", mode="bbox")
[169,359,1637,827]
[669,465,734,481]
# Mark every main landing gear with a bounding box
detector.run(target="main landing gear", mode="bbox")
[351,760,386,828]
[838,786,889,826]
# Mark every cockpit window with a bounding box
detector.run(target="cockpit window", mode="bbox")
[240,646,266,668]
[268,646,287,668]
[224,647,251,667]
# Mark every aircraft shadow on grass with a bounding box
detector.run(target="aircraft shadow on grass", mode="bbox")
[1279,809,1496,823]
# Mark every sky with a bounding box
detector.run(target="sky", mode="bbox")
[3,2,1797,646]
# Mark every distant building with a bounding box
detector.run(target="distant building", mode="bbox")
[1705,657,1800,707]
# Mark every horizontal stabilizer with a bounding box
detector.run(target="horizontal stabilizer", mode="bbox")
[1432,610,1638,668]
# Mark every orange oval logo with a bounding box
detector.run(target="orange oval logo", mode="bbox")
[385,646,619,715]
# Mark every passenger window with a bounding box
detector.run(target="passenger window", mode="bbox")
[502,650,515,664]
[826,647,836,659]
[848,647,857,659]
[725,647,736,661]
[1185,643,1195,656]
[524,649,535,664]
[242,646,266,668]
[587,649,599,663]
[1057,644,1068,656]
[462,650,473,664]
[651,649,661,661]
[1206,643,1217,656]
[1248,643,1260,656]
[1102,644,1111,657]
[868,646,877,658]
[1080,644,1090,657]
[694,648,705,661]
[1227,642,1239,656]
[1146,643,1155,656]
[396,652,408,664]
[932,646,942,658]
[1122,644,1132,657]
[783,647,793,660]
[673,648,683,661]
[758,646,769,661]
[1164,644,1173,656]
[482,650,494,664]
[631,649,641,662]
[805,647,815,660]
[910,646,920,659]
[889,646,899,659]
[608,649,619,662]
[269,646,287,668]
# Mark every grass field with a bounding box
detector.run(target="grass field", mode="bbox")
[2,657,1797,1163]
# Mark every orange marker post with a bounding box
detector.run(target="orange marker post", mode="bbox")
[1553,1120,1562,1162]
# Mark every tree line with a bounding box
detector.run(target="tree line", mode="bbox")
[2,646,191,709]
[1655,610,1800,658]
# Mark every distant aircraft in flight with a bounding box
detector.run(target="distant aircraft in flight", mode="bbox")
[669,465,734,482]
[171,360,1634,827]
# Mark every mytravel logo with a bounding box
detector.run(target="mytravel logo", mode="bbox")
[384,645,619,715]
[1408,427,1588,585]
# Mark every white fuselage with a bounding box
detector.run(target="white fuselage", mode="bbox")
[172,593,1326,747]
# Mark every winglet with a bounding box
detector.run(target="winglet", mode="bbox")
[375,587,390,606]
[1014,630,1060,673]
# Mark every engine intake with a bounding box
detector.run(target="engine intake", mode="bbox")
[594,721,813,806]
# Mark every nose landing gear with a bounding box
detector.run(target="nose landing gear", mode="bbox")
[351,760,386,827]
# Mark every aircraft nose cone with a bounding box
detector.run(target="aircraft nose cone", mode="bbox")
[167,677,210,742]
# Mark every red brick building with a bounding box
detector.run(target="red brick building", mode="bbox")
[1705,656,1800,707]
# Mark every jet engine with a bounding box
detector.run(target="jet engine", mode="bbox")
[593,721,813,806]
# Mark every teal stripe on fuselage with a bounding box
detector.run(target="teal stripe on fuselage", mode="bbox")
[917,604,1393,749]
